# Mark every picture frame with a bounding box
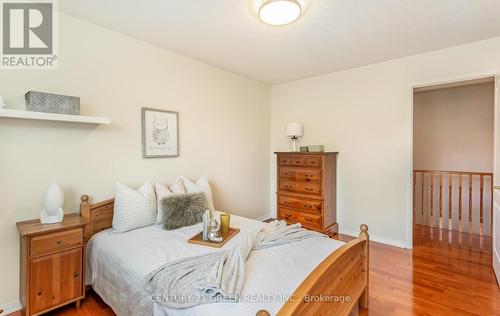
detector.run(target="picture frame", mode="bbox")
[142,107,179,158]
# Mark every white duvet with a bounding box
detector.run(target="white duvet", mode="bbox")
[86,212,344,316]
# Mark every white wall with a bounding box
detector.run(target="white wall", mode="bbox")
[270,36,500,248]
[413,82,494,172]
[0,14,270,307]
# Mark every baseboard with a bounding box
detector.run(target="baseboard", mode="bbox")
[339,227,409,249]
[254,213,272,221]
[493,246,500,287]
[0,300,22,315]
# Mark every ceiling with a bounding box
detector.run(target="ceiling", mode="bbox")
[59,0,500,84]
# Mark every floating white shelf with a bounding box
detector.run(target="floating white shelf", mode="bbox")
[0,109,111,124]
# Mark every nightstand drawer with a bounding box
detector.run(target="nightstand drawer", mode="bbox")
[30,228,83,257]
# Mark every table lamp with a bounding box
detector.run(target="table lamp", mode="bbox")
[287,122,303,152]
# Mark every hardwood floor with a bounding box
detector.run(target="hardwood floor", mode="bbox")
[350,224,500,315]
[9,224,500,315]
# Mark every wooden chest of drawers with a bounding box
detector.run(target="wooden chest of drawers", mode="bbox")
[17,214,88,316]
[276,152,338,236]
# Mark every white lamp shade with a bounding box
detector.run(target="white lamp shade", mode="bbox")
[259,0,301,26]
[43,183,64,215]
[286,123,303,137]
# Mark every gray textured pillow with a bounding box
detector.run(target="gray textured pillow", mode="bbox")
[160,193,208,230]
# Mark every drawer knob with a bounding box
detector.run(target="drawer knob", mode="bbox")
[296,160,301,163]
[304,204,312,208]
[74,272,80,277]
[37,290,42,296]
[305,218,313,222]
[56,240,62,245]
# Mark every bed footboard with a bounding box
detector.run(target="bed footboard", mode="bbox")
[259,225,369,316]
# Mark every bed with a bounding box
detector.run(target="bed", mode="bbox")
[80,195,369,316]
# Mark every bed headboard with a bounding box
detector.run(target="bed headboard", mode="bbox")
[80,195,114,242]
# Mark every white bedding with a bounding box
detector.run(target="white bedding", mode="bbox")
[86,212,344,316]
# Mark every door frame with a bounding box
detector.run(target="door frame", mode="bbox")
[408,70,497,249]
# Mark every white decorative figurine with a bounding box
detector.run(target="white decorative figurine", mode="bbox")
[207,218,223,242]
[202,209,211,240]
[40,183,64,224]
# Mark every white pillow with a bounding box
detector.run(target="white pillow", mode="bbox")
[170,177,187,194]
[154,178,187,223]
[154,182,174,224]
[181,175,215,210]
[112,181,157,233]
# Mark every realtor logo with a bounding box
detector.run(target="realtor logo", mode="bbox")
[1,0,57,69]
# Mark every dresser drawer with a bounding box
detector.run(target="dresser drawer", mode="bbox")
[279,181,298,193]
[279,168,299,181]
[280,167,322,183]
[297,182,322,196]
[30,228,83,257]
[279,195,323,214]
[279,155,322,168]
[279,181,322,196]
[297,169,322,183]
[279,208,322,230]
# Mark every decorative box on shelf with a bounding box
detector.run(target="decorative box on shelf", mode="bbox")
[25,91,80,115]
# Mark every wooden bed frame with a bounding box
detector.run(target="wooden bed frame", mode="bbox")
[79,195,369,316]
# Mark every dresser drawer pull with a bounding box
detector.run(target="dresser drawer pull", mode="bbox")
[296,160,301,163]
[304,204,313,208]
[56,240,62,245]
[305,188,314,192]
[74,272,80,277]
[304,218,313,222]
[284,185,293,189]
[37,290,42,296]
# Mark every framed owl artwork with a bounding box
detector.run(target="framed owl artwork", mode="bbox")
[142,107,179,158]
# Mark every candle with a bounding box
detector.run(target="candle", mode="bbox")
[220,214,230,235]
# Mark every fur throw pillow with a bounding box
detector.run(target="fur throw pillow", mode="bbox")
[160,193,208,230]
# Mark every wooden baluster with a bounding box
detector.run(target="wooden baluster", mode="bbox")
[413,171,416,221]
[439,174,443,219]
[480,174,484,224]
[430,175,434,217]
[469,175,473,223]
[421,173,425,217]
[449,175,453,220]
[491,176,494,232]
[459,174,462,221]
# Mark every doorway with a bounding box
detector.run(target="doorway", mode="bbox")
[412,76,495,245]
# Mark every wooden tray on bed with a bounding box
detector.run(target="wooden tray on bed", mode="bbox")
[187,228,240,248]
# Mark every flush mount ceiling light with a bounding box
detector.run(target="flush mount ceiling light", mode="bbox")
[259,0,301,26]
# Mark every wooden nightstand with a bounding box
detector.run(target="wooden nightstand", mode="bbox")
[17,214,88,316]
